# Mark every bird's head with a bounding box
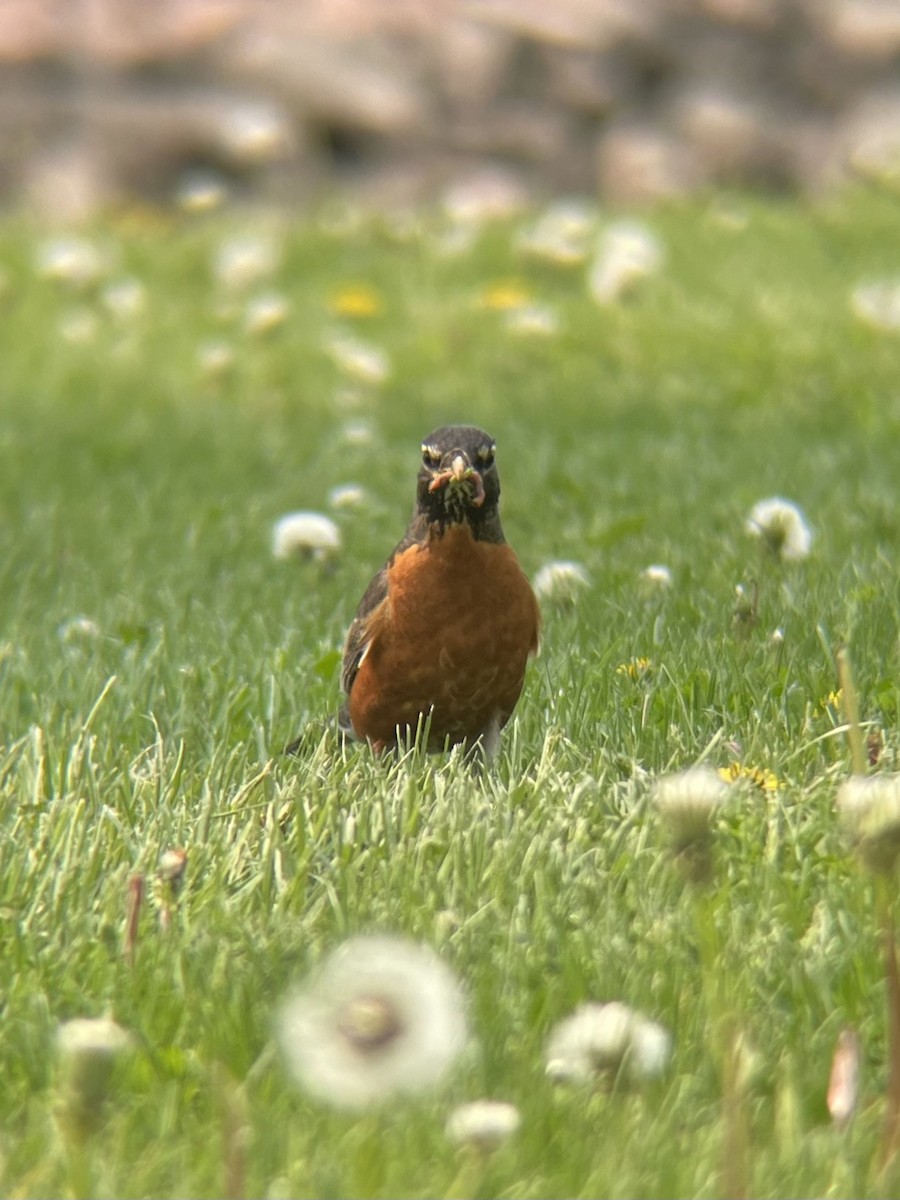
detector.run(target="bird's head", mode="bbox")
[415,425,501,530]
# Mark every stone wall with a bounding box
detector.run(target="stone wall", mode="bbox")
[3,0,900,217]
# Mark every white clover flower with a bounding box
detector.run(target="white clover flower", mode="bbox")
[244,292,289,336]
[533,561,590,605]
[653,767,729,847]
[57,1017,133,1130]
[446,1100,521,1149]
[177,170,229,214]
[504,304,560,337]
[640,564,673,589]
[745,497,812,561]
[326,334,391,385]
[101,278,145,320]
[272,512,341,561]
[37,236,106,288]
[213,235,279,291]
[196,339,235,378]
[277,935,467,1110]
[837,773,900,873]
[328,483,366,509]
[851,280,900,332]
[545,1002,672,1085]
[588,220,664,305]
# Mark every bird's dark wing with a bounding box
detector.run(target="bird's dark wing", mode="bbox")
[340,564,389,696]
[340,524,424,698]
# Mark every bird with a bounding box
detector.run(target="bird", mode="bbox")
[340,424,541,755]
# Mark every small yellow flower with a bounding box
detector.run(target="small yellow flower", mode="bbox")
[477,282,532,311]
[820,689,843,714]
[329,285,384,318]
[616,657,652,680]
[718,763,779,792]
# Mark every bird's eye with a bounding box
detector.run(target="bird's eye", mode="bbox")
[477,444,495,468]
[421,444,441,467]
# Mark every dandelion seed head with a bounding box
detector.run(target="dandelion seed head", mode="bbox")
[222,102,290,165]
[588,220,664,304]
[328,483,366,509]
[214,235,279,291]
[654,766,729,847]
[837,773,900,872]
[533,561,590,605]
[176,170,229,213]
[851,280,900,332]
[545,1002,671,1085]
[272,512,341,561]
[326,335,391,384]
[445,1100,521,1149]
[197,340,235,377]
[745,497,812,561]
[58,309,99,345]
[58,616,102,642]
[277,935,467,1110]
[640,564,673,588]
[504,304,560,336]
[244,292,289,336]
[37,236,106,287]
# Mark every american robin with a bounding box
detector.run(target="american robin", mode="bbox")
[340,424,540,754]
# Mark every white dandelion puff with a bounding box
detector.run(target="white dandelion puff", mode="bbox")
[328,483,367,510]
[545,1002,672,1085]
[640,564,673,589]
[837,773,900,873]
[326,335,391,385]
[58,616,102,642]
[533,561,590,605]
[653,767,730,847]
[445,1100,521,1149]
[244,292,289,336]
[176,170,229,214]
[851,280,900,332]
[57,1017,133,1131]
[221,102,290,165]
[516,200,596,265]
[504,304,560,337]
[197,340,235,378]
[588,220,664,305]
[101,278,145,320]
[58,309,99,345]
[277,935,467,1110]
[272,512,341,561]
[213,235,279,292]
[746,497,812,561]
[37,237,106,288]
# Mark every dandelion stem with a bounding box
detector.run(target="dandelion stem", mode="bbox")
[878,884,900,1173]
[837,647,867,777]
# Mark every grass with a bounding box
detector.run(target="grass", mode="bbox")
[2,186,900,1198]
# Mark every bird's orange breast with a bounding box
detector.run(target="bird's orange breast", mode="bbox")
[348,523,540,750]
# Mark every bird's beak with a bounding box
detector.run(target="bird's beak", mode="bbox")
[449,454,467,482]
[427,452,486,507]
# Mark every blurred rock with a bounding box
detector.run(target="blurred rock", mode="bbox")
[1,0,900,212]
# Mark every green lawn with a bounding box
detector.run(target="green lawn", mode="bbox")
[2,188,900,1198]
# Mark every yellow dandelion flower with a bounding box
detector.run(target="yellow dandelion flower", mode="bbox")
[718,763,779,792]
[329,285,384,318]
[477,282,532,311]
[615,657,652,679]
